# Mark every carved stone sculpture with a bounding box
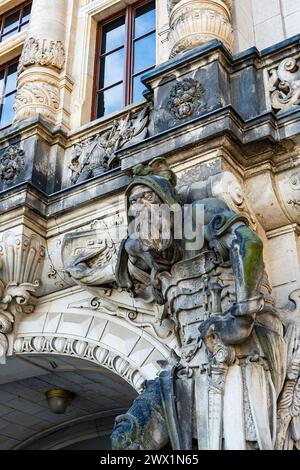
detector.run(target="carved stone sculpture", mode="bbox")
[18,37,65,75]
[69,108,149,184]
[62,158,300,450]
[269,57,300,113]
[168,78,205,120]
[0,231,45,362]
[168,0,234,58]
[0,146,25,183]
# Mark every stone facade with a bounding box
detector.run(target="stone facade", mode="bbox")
[0,0,300,451]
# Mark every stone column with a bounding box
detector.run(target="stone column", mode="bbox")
[168,0,234,58]
[13,0,68,126]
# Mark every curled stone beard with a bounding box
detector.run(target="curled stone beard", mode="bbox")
[137,206,174,254]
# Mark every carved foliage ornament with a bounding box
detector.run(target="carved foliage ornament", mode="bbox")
[0,146,25,183]
[269,57,300,113]
[168,78,205,120]
[69,107,149,184]
[18,37,65,74]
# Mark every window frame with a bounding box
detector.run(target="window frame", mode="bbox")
[0,1,32,43]
[0,57,19,129]
[92,0,156,120]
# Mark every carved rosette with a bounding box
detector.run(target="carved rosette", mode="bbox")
[168,0,234,58]
[0,231,45,362]
[168,78,205,120]
[0,146,25,183]
[18,37,65,75]
[14,79,60,124]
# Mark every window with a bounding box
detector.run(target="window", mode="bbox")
[0,1,32,42]
[0,59,18,128]
[94,0,156,119]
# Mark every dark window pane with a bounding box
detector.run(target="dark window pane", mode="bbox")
[6,63,18,95]
[97,83,123,117]
[132,75,147,103]
[101,16,125,54]
[2,11,19,35]
[20,22,29,32]
[134,1,156,38]
[0,68,5,100]
[22,3,32,23]
[99,48,124,89]
[133,33,156,74]
[0,92,16,127]
[1,28,18,41]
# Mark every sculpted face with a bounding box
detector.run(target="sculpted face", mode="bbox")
[128,185,173,253]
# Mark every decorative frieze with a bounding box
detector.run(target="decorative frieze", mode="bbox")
[69,107,149,184]
[269,57,300,113]
[168,0,234,58]
[0,146,25,183]
[18,37,65,75]
[168,78,205,120]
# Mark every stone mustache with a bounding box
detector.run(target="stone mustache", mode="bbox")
[62,158,298,450]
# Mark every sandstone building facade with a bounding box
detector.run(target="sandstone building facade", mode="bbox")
[0,0,299,450]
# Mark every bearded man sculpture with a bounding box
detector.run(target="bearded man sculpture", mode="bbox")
[63,158,292,450]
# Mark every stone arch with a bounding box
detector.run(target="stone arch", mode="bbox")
[12,289,172,392]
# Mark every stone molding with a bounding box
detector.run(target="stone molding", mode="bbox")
[14,334,145,392]
[18,37,65,75]
[168,0,234,58]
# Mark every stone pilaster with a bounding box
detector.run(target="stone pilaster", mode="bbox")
[168,0,234,58]
[13,0,68,126]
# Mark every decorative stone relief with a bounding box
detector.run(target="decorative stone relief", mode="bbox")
[0,146,25,183]
[177,168,258,229]
[18,37,65,75]
[14,81,60,124]
[14,335,145,391]
[69,107,149,184]
[0,231,45,362]
[70,295,175,342]
[168,0,234,58]
[269,57,300,113]
[168,78,205,120]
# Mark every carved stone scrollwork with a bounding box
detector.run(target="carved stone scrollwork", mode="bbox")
[168,78,205,120]
[0,231,45,362]
[69,107,149,184]
[168,0,234,58]
[269,57,300,113]
[18,37,65,75]
[0,146,25,183]
[14,81,60,124]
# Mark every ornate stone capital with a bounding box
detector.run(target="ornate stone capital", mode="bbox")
[18,37,65,75]
[168,0,234,58]
[0,230,45,362]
